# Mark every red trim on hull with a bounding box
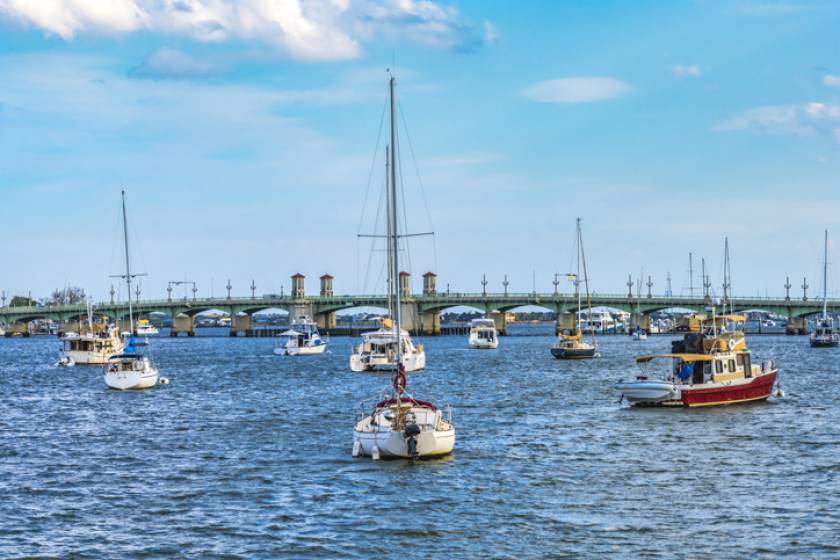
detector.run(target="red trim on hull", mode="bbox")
[681,371,777,407]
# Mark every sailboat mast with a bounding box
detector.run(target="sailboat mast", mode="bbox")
[578,218,594,344]
[823,229,829,320]
[389,75,401,356]
[385,145,393,321]
[575,219,581,332]
[121,190,134,332]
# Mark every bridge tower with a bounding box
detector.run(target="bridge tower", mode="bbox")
[422,272,437,295]
[316,274,336,330]
[291,274,305,299]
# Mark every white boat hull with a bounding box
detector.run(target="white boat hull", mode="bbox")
[469,338,499,349]
[350,350,425,372]
[354,428,455,459]
[275,343,327,356]
[61,350,116,365]
[614,380,679,403]
[105,366,159,390]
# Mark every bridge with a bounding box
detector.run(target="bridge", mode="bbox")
[0,273,831,336]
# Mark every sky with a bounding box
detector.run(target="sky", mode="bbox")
[3,0,840,303]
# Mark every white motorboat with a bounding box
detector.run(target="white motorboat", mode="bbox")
[353,72,453,460]
[274,317,327,356]
[350,323,425,372]
[468,318,499,349]
[632,326,648,341]
[104,190,159,390]
[136,319,159,336]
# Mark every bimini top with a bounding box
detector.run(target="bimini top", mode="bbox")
[636,353,715,364]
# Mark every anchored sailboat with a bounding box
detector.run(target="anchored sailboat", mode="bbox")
[811,230,838,348]
[552,218,597,359]
[352,73,454,460]
[104,191,159,390]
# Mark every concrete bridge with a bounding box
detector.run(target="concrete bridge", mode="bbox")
[0,272,832,336]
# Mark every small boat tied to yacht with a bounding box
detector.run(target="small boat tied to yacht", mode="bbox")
[468,318,499,349]
[352,72,454,460]
[615,312,779,407]
[104,190,160,390]
[274,316,327,356]
[811,230,839,348]
[552,218,597,359]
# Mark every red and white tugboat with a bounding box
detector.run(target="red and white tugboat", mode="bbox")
[615,314,778,407]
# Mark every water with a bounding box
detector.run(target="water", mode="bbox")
[1,328,838,559]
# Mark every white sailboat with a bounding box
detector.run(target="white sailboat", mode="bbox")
[552,218,597,359]
[811,229,839,348]
[353,73,454,460]
[104,190,159,390]
[468,318,499,349]
[349,144,425,372]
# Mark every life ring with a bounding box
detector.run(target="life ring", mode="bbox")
[728,339,736,351]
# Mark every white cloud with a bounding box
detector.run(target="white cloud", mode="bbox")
[130,47,221,79]
[673,64,701,78]
[823,74,840,87]
[522,77,631,104]
[0,0,492,61]
[716,102,840,139]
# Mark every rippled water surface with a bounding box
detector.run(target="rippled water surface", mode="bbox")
[1,327,838,558]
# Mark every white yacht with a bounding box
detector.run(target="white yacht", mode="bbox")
[353,72,454,460]
[350,321,425,372]
[274,317,327,356]
[104,190,160,390]
[468,318,499,349]
[59,325,124,365]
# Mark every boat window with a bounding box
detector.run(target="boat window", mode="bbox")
[728,359,736,372]
[715,360,723,374]
[743,354,752,378]
[736,354,744,366]
[692,362,704,384]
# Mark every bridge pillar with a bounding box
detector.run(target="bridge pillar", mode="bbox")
[786,316,807,335]
[231,313,252,337]
[419,311,441,335]
[489,310,507,336]
[172,313,195,337]
[630,313,651,332]
[5,322,29,337]
[556,313,576,335]
[399,302,422,335]
[316,311,337,330]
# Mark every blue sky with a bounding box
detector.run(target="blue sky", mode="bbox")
[3,0,840,303]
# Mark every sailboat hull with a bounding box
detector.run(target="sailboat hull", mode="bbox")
[551,347,597,359]
[104,367,159,390]
[354,427,455,459]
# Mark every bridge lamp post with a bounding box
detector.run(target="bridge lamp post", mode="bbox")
[553,274,559,296]
[784,277,791,302]
[802,277,809,302]
[251,279,257,300]
[646,276,653,299]
[226,279,232,301]
[503,275,509,296]
[191,283,198,302]
[626,275,634,299]
[481,274,488,297]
